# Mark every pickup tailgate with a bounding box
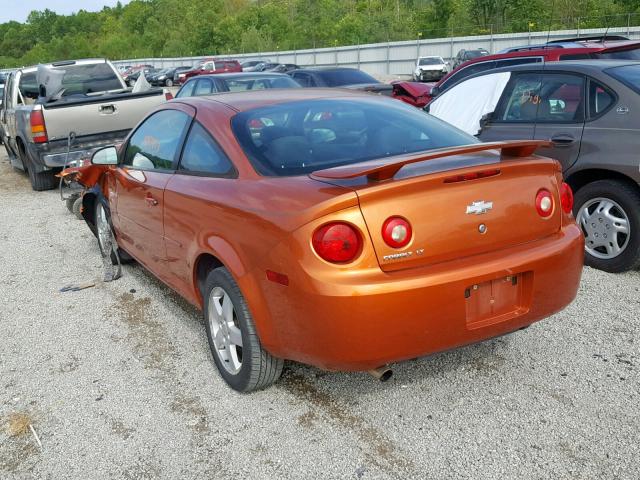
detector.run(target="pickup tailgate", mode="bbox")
[42,90,165,141]
[312,143,563,272]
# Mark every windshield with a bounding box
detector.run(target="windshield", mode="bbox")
[606,64,640,93]
[319,70,378,87]
[596,47,640,60]
[419,58,443,66]
[231,98,477,176]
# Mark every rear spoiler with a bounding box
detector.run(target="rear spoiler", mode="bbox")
[311,140,552,182]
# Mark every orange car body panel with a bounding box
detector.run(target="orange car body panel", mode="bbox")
[69,89,584,371]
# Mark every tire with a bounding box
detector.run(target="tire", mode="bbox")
[94,201,133,265]
[72,196,83,220]
[165,79,173,87]
[574,179,640,273]
[66,194,80,213]
[19,144,57,191]
[203,267,283,392]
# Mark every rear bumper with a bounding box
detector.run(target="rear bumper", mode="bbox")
[26,130,130,172]
[256,223,584,371]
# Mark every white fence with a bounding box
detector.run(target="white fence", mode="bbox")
[3,25,640,77]
[111,26,640,78]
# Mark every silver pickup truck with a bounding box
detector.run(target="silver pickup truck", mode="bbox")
[0,59,168,190]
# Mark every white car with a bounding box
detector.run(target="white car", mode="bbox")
[413,56,449,82]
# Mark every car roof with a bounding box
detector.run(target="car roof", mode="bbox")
[174,88,374,112]
[189,72,291,80]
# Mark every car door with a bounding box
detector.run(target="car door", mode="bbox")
[532,73,586,171]
[113,107,193,271]
[480,71,586,171]
[163,120,237,300]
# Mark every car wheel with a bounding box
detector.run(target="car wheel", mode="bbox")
[574,179,640,272]
[66,193,80,213]
[20,145,56,191]
[95,201,132,265]
[203,267,283,392]
[165,79,173,87]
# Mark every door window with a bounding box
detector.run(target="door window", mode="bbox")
[194,78,214,96]
[292,73,316,87]
[588,80,615,118]
[179,122,235,176]
[497,73,585,123]
[124,109,191,170]
[176,80,196,98]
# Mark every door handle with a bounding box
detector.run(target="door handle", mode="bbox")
[145,195,158,207]
[99,104,117,115]
[550,134,575,147]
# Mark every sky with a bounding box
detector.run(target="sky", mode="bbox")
[0,0,131,24]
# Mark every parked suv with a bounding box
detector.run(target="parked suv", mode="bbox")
[422,36,640,106]
[452,48,489,69]
[427,60,640,272]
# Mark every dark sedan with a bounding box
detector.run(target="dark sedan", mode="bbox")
[289,67,392,95]
[427,60,640,272]
[175,72,300,98]
[149,66,192,87]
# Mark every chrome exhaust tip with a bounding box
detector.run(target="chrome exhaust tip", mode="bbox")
[368,366,393,382]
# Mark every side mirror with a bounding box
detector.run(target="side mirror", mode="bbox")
[430,86,440,97]
[479,112,493,130]
[91,146,118,165]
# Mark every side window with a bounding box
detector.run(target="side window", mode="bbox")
[560,53,594,61]
[194,79,214,96]
[588,80,615,118]
[124,110,190,170]
[293,73,315,87]
[179,122,235,176]
[441,61,496,91]
[176,80,196,98]
[203,62,214,70]
[496,73,585,123]
[494,57,542,68]
[496,73,543,121]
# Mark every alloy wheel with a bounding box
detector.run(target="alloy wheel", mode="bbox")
[208,287,243,374]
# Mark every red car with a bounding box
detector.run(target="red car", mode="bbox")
[177,59,242,84]
[393,35,640,107]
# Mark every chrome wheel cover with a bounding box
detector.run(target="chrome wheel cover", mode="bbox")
[577,197,630,260]
[208,287,243,375]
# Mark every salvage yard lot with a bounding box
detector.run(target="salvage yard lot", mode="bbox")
[0,152,638,479]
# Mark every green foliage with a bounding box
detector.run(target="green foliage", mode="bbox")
[0,0,637,68]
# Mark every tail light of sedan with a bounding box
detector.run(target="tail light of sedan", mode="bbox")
[312,222,362,263]
[381,216,412,248]
[535,189,554,218]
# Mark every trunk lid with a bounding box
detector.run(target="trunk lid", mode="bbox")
[312,143,562,272]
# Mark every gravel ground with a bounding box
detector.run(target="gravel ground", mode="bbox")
[0,151,638,480]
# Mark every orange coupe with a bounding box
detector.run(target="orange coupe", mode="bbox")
[70,89,584,392]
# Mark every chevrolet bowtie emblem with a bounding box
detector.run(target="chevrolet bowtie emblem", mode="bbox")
[466,200,493,215]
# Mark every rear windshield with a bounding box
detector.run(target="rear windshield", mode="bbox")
[19,63,122,99]
[606,64,640,93]
[318,70,378,87]
[419,58,443,65]
[467,50,489,59]
[231,98,478,176]
[596,47,640,60]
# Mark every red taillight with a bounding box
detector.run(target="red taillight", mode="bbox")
[312,222,361,263]
[444,169,500,183]
[535,189,554,217]
[30,109,48,144]
[381,216,412,248]
[560,182,573,214]
[165,91,174,101]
